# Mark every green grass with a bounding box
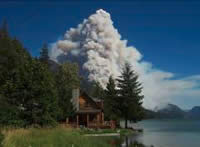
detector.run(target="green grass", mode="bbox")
[118,128,134,136]
[0,126,145,147]
[2,126,115,147]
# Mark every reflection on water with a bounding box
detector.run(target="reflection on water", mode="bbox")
[118,119,200,147]
[117,121,151,147]
[109,134,149,147]
[120,135,148,147]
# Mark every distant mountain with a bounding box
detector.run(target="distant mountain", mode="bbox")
[155,104,186,119]
[144,104,200,120]
[187,106,200,119]
[143,108,157,119]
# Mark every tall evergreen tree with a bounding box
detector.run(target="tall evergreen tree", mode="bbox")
[104,76,119,120]
[0,19,9,38]
[19,58,59,126]
[90,81,105,99]
[39,43,49,63]
[117,62,144,128]
[56,62,80,121]
[0,27,30,126]
[0,22,59,126]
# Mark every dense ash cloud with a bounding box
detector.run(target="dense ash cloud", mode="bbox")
[50,9,200,109]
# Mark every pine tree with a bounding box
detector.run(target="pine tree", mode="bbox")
[19,58,59,126]
[104,76,119,120]
[56,62,80,121]
[117,62,144,128]
[90,81,105,99]
[0,24,59,126]
[0,19,9,38]
[39,43,49,63]
[0,27,29,126]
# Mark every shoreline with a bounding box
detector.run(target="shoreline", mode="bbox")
[84,133,120,136]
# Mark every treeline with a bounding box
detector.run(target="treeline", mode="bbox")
[0,21,80,127]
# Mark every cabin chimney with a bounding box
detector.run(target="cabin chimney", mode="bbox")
[71,88,80,111]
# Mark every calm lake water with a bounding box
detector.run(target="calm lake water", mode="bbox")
[123,119,200,147]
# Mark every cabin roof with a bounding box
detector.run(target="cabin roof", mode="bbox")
[79,90,102,110]
[71,89,103,114]
[92,98,103,102]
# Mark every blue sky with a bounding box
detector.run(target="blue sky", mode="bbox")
[1,0,200,109]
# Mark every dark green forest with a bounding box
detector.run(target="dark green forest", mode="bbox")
[0,21,81,127]
[0,21,144,128]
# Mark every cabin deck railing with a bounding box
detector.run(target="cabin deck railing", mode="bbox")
[88,121,111,128]
[66,120,115,129]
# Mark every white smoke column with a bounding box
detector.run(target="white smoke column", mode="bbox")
[50,9,200,109]
[56,9,141,86]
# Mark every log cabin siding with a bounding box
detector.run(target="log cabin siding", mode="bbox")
[79,96,96,110]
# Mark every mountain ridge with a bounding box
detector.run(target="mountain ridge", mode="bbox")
[144,103,200,119]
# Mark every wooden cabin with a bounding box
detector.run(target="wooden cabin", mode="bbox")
[66,89,115,128]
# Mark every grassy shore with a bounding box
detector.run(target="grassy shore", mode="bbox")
[1,127,111,147]
[0,126,145,147]
[79,128,134,136]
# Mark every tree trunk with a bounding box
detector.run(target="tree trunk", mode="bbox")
[125,136,128,147]
[125,119,128,129]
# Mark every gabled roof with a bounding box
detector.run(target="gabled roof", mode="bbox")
[79,90,102,110]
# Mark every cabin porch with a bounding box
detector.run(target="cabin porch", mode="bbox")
[66,112,106,128]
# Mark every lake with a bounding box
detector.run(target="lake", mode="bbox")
[121,119,200,147]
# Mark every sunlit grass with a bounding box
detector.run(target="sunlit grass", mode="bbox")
[0,125,146,147]
[1,126,115,147]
